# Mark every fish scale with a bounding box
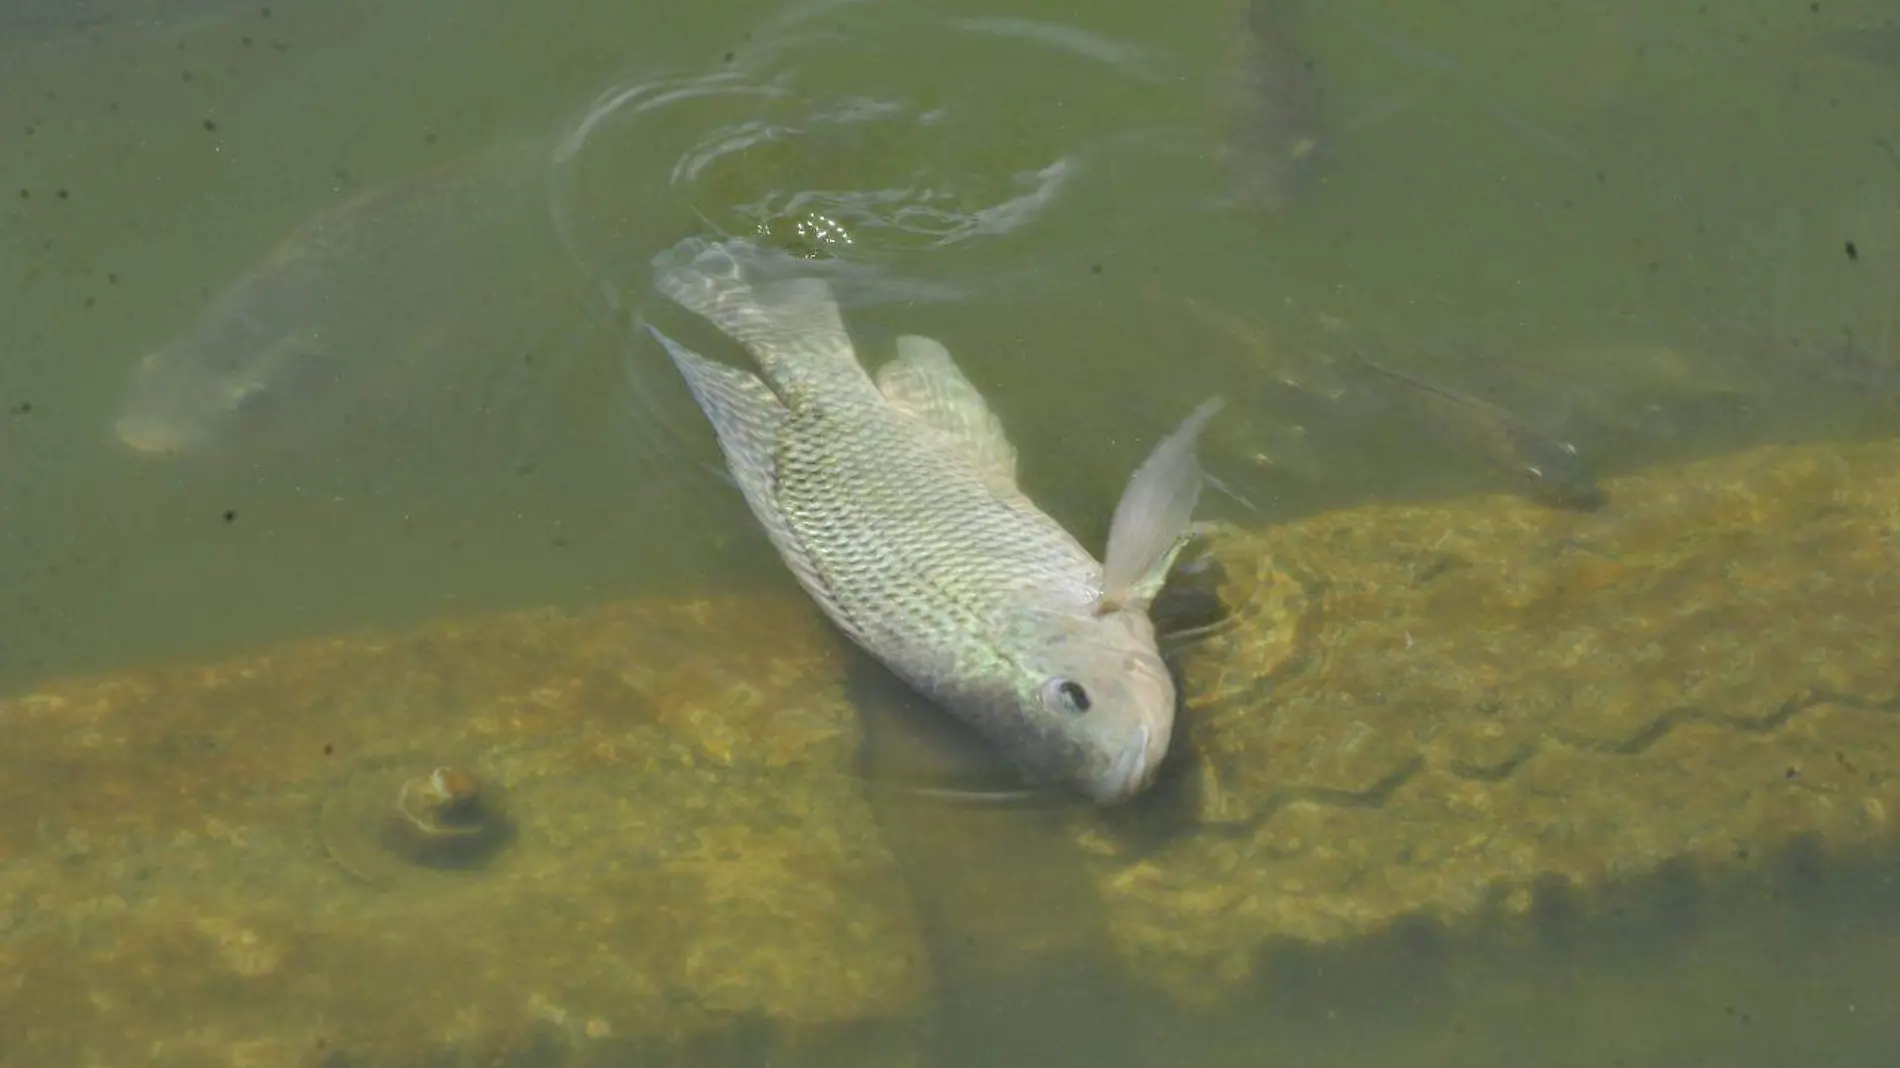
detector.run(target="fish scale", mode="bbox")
[646,236,1220,803]
[775,398,1095,674]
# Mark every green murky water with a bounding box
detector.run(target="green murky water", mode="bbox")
[3,0,1899,1063]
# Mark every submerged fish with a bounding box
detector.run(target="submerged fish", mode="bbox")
[1223,0,1326,211]
[116,142,571,462]
[1,0,248,40]
[1825,26,1900,72]
[646,238,1222,804]
[1349,355,1604,512]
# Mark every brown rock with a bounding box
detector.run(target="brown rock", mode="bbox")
[10,433,1900,1048]
[1080,437,1900,1004]
[0,597,929,1067]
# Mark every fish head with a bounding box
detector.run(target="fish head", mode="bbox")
[1510,436,1605,512]
[116,322,332,457]
[1002,605,1177,805]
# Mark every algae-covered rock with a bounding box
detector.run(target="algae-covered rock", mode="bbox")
[9,431,1900,1050]
[1080,437,1900,1004]
[0,596,929,1067]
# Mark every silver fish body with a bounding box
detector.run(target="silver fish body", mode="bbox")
[647,238,1220,803]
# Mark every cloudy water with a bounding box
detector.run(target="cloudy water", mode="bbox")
[2,0,1899,1065]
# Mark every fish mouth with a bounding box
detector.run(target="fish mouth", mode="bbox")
[114,414,191,456]
[1098,724,1154,804]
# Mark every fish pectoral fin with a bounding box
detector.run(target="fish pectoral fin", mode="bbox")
[876,335,1019,488]
[1118,520,1231,606]
[1099,398,1226,612]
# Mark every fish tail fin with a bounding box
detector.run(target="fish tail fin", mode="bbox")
[644,323,788,507]
[618,312,742,493]
[645,320,855,634]
[651,237,871,398]
[1100,397,1226,612]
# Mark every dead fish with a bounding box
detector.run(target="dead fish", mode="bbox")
[1348,354,1605,512]
[645,237,1222,804]
[115,141,573,463]
[1222,0,1326,211]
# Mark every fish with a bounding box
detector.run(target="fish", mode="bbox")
[644,237,1222,804]
[1,0,248,40]
[1222,0,1326,212]
[1346,354,1604,512]
[115,142,576,465]
[1825,26,1900,73]
[1,0,364,60]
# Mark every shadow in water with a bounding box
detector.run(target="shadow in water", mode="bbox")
[843,630,1900,1068]
[844,655,1166,1068]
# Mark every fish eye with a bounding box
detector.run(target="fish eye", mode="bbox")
[1042,678,1092,714]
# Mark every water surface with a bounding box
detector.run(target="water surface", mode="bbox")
[3,0,1898,1063]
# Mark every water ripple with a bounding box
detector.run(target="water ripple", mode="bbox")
[549,3,1178,309]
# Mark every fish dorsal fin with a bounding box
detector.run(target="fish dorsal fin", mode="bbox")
[1099,398,1226,613]
[876,335,1019,489]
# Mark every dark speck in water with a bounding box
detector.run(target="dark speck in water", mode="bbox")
[56,188,68,200]
[723,51,735,63]
[222,510,237,523]
[1090,263,1103,274]
[1845,240,1858,261]
[202,118,217,131]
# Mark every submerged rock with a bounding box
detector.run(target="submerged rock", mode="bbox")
[1074,436,1900,1004]
[0,596,929,1067]
[4,432,1900,1058]
[319,760,514,883]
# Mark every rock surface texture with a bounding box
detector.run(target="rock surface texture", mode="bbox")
[3,437,1898,1061]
